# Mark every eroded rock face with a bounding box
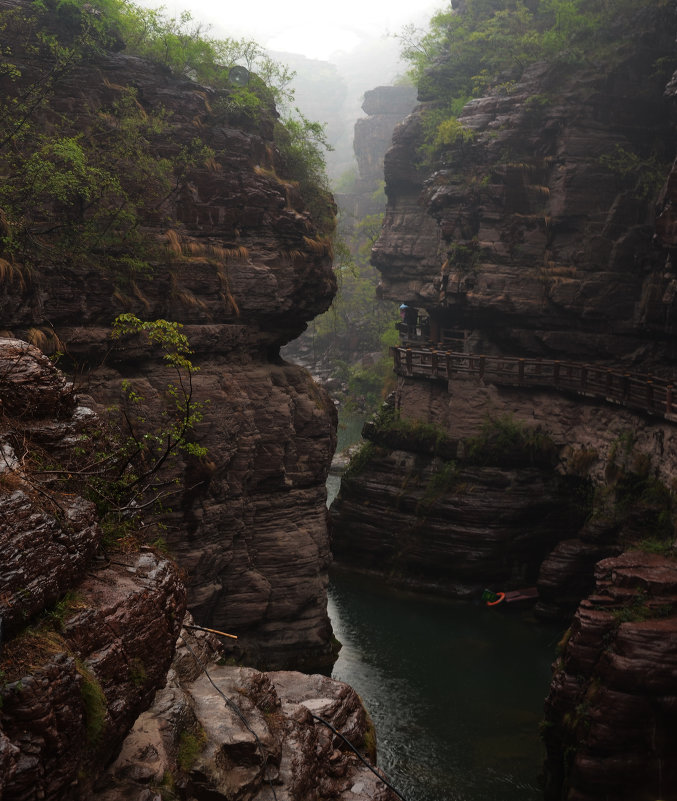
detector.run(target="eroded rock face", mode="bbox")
[0,339,186,801]
[353,86,418,194]
[374,19,677,367]
[542,552,677,801]
[93,623,398,801]
[331,435,585,598]
[0,1,338,670]
[332,3,677,599]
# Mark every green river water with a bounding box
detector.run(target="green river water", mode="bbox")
[327,414,564,801]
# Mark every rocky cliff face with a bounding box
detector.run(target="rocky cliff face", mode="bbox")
[94,621,398,801]
[0,0,338,671]
[0,344,393,800]
[0,339,187,799]
[330,5,677,800]
[542,551,677,801]
[373,15,677,368]
[332,2,677,597]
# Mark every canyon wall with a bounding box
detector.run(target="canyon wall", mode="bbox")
[0,0,338,671]
[332,1,677,599]
[330,5,677,798]
[0,3,402,797]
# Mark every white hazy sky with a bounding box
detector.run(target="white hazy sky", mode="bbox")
[146,0,443,61]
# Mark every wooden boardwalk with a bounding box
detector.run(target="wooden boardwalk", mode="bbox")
[391,346,677,424]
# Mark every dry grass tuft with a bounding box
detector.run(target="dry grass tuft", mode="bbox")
[103,77,126,91]
[0,257,26,289]
[131,281,151,312]
[112,288,133,309]
[26,327,65,355]
[194,91,212,113]
[303,236,333,259]
[528,184,551,199]
[216,265,240,317]
[165,229,183,256]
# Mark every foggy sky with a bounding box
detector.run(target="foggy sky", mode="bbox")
[144,0,443,61]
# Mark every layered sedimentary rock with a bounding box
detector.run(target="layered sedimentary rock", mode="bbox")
[0,339,186,800]
[332,1,677,596]
[353,86,418,196]
[373,21,677,367]
[0,0,338,670]
[542,552,677,801]
[331,6,677,800]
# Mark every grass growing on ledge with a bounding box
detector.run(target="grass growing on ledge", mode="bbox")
[463,414,557,468]
[366,404,454,455]
[177,726,208,772]
[343,442,380,479]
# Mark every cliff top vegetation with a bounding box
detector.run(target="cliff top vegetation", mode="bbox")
[398,0,676,160]
[0,0,334,275]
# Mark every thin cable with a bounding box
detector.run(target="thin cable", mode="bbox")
[309,712,409,801]
[179,632,407,801]
[178,633,278,801]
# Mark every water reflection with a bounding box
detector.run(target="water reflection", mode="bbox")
[328,569,562,801]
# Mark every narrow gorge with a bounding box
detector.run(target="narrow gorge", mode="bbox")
[330,2,677,799]
[0,1,397,798]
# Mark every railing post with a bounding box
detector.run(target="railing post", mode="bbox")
[479,355,486,379]
[446,351,452,378]
[431,350,438,378]
[394,348,401,371]
[519,359,525,383]
[667,384,673,416]
[406,348,412,375]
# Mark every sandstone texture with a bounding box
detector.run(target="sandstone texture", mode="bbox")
[0,339,186,801]
[542,551,677,801]
[374,16,677,369]
[93,622,398,801]
[330,9,677,798]
[332,2,677,598]
[0,0,338,670]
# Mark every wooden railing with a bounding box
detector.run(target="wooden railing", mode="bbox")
[391,347,677,424]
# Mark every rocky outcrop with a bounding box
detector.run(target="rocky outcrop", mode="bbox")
[542,551,677,801]
[353,87,418,194]
[332,2,677,596]
[0,339,186,800]
[329,5,677,799]
[374,17,677,367]
[331,408,586,597]
[93,622,397,801]
[0,0,338,670]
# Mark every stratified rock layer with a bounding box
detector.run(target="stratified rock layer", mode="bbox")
[0,339,186,801]
[331,9,677,798]
[0,0,338,670]
[542,552,677,801]
[332,2,677,599]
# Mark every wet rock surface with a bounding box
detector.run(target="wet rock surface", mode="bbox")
[329,8,677,798]
[93,623,398,801]
[542,551,677,801]
[0,0,338,670]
